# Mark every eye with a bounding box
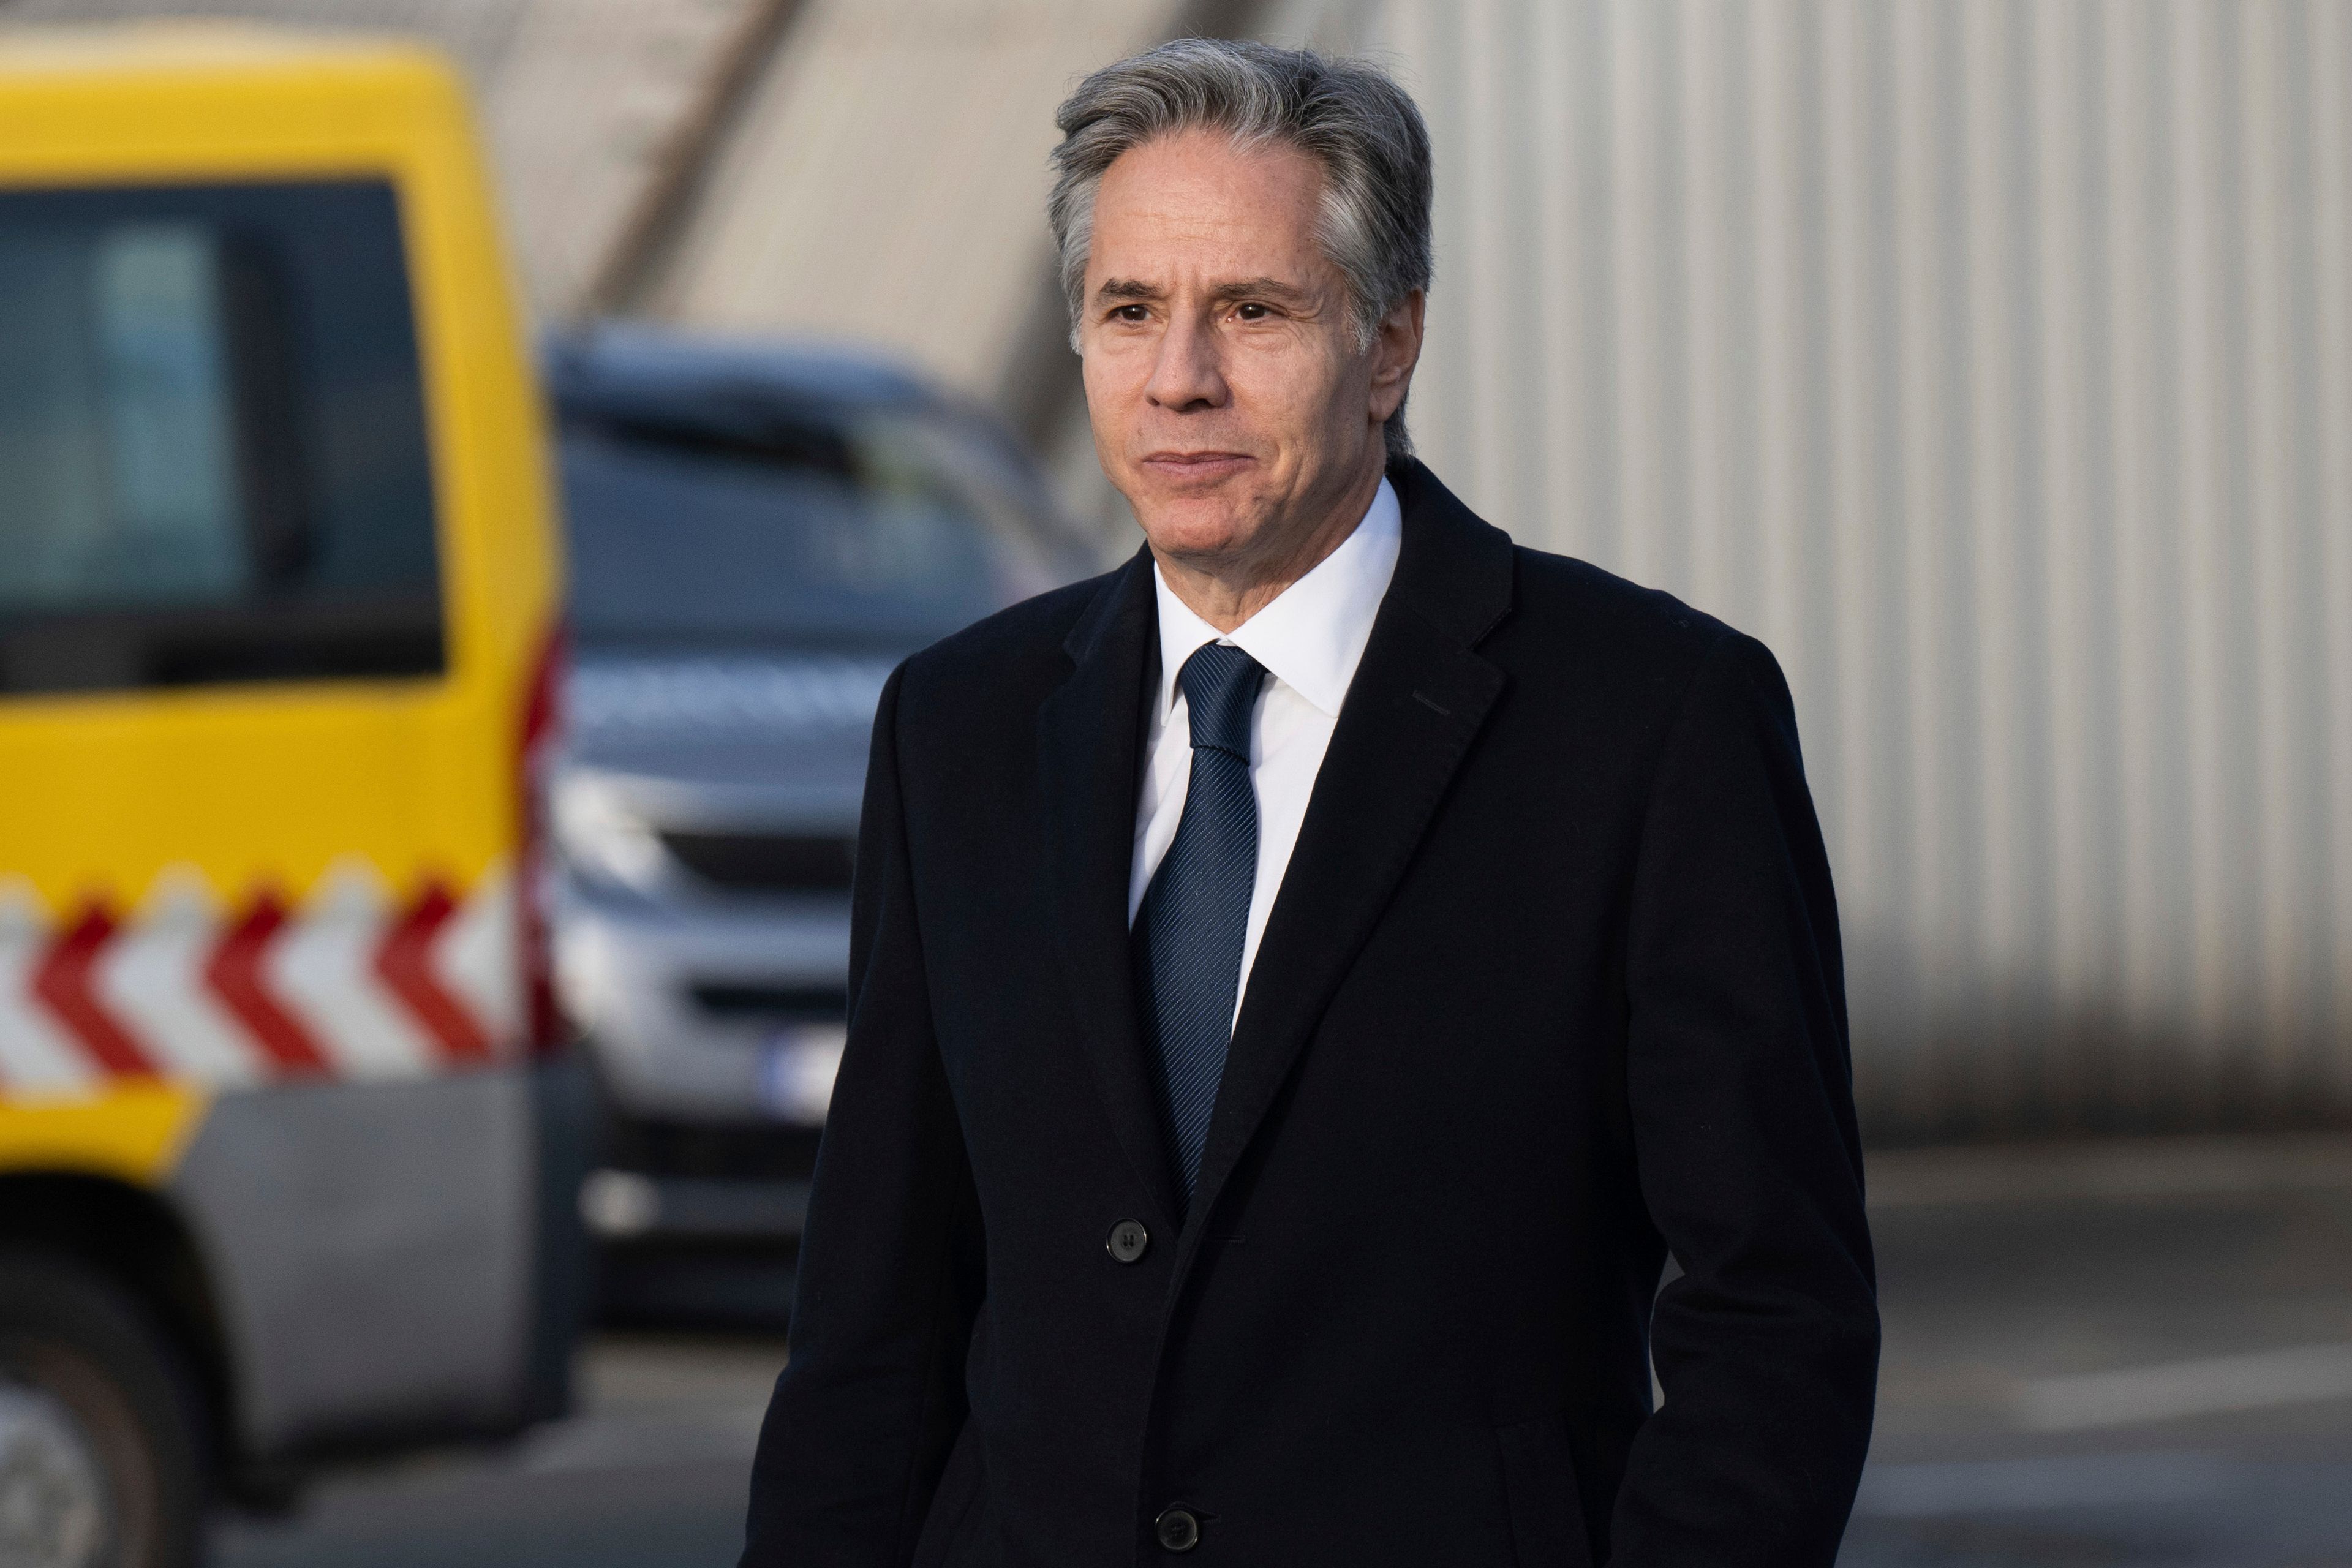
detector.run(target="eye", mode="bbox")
[1112,304,1150,323]
[1234,301,1272,322]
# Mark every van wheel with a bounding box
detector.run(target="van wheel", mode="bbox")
[0,1251,209,1568]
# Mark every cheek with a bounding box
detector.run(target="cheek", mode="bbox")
[1081,350,1145,434]
[1227,337,1347,442]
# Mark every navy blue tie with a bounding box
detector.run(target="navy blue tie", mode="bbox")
[1135,641,1266,1208]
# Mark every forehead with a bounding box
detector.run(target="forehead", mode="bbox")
[1087,129,1330,277]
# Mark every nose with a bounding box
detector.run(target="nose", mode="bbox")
[1144,309,1229,414]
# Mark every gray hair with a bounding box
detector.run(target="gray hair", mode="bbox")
[1048,38,1434,461]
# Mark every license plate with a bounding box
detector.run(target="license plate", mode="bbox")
[758,1023,846,1125]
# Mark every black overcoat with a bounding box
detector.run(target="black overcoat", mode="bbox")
[741,459,1879,1567]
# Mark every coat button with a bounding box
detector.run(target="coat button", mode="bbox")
[1106,1219,1150,1264]
[1153,1506,1200,1551]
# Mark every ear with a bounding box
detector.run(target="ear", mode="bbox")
[1367,288,1425,423]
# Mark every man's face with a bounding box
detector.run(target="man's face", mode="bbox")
[1079,129,1417,575]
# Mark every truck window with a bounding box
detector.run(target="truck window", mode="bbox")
[0,179,440,694]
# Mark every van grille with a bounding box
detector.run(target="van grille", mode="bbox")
[659,830,854,893]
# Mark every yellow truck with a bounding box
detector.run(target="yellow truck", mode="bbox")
[0,26,580,1566]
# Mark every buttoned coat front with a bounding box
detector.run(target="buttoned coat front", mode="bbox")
[739,459,1879,1568]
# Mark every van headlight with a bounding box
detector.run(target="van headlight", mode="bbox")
[551,775,668,892]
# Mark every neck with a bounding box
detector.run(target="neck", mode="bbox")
[1150,457,1384,634]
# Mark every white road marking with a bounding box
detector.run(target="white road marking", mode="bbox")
[2018,1341,2352,1431]
[1855,1451,2241,1516]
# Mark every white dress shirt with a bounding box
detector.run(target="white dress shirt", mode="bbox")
[1127,477,1403,1022]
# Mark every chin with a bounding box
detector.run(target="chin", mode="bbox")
[1130,492,1262,562]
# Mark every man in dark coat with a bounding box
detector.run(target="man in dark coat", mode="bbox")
[742,37,1877,1568]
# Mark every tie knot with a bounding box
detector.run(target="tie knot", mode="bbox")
[1177,642,1265,759]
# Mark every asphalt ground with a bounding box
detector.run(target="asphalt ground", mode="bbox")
[215,1134,2352,1567]
[1844,1135,2352,1567]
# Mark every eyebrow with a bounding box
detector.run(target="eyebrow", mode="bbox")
[1219,276,1314,306]
[1091,276,1317,307]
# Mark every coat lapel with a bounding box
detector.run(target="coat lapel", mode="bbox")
[1183,461,1516,1237]
[1036,548,1183,1227]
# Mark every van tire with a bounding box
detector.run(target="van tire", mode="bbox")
[0,1249,210,1568]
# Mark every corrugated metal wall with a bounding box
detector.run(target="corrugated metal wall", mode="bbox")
[1318,0,2352,1140]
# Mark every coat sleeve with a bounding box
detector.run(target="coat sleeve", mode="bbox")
[1610,630,1880,1567]
[740,663,984,1567]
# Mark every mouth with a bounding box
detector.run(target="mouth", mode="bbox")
[1140,450,1255,482]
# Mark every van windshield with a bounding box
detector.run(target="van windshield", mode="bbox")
[559,407,1071,651]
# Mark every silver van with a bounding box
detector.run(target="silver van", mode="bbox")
[543,326,1096,1319]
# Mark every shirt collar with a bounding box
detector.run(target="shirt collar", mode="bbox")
[1152,474,1403,723]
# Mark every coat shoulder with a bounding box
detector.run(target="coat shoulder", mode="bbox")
[1493,545,1801,756]
[1506,545,1758,673]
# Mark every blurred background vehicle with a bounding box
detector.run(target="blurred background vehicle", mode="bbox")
[542,326,1098,1325]
[0,26,581,1568]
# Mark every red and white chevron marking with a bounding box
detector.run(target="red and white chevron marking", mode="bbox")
[0,862,522,1096]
